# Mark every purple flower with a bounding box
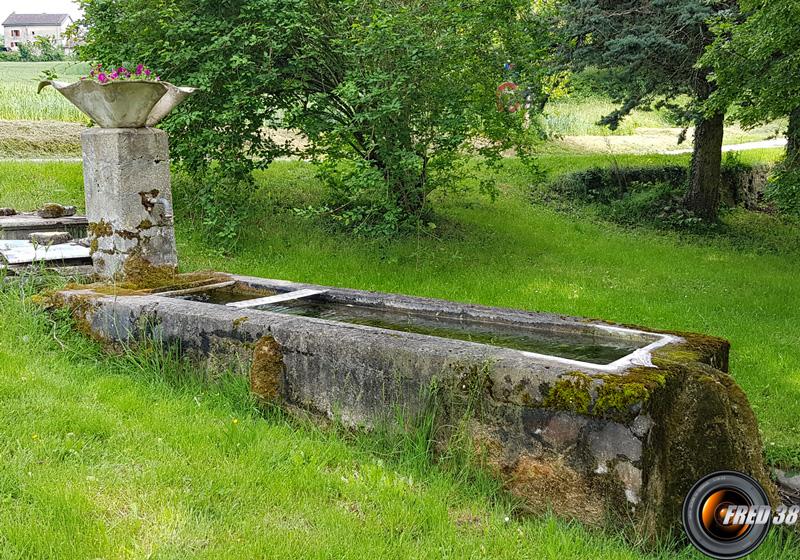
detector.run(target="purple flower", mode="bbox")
[110,71,118,79]
[144,69,151,77]
[135,64,143,76]
[97,73,107,83]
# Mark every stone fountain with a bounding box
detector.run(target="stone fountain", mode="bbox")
[39,78,196,279]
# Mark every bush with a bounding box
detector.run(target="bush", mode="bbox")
[765,164,800,217]
[543,161,773,231]
[0,51,21,62]
[172,168,254,252]
[549,164,687,204]
[606,181,704,230]
[78,0,549,234]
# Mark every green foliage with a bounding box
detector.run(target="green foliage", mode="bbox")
[32,36,66,62]
[549,164,688,205]
[703,1,800,128]
[10,38,65,62]
[544,158,777,231]
[765,165,800,218]
[556,0,732,128]
[173,167,255,252]
[77,0,546,233]
[16,42,33,62]
[0,50,21,62]
[606,181,704,231]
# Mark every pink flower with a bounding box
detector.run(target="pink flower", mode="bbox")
[110,71,118,79]
[97,73,107,83]
[144,69,151,77]
[135,64,143,75]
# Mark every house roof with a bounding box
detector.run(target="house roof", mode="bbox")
[2,13,72,26]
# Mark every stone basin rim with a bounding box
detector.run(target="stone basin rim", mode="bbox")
[65,272,684,373]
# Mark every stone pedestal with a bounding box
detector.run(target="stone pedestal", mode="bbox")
[81,128,178,279]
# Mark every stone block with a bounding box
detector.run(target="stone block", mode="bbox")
[29,231,72,245]
[81,127,178,279]
[54,275,776,539]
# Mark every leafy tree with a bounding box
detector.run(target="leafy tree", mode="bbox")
[557,0,734,221]
[17,42,33,62]
[703,1,800,167]
[77,0,546,234]
[33,36,65,61]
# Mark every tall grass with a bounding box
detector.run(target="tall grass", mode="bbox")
[543,96,676,136]
[0,61,90,122]
[0,83,89,122]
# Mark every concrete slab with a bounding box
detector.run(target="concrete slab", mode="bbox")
[0,239,91,265]
[0,212,88,241]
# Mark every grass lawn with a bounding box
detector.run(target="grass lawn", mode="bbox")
[0,152,798,557]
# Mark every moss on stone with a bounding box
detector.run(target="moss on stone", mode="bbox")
[121,255,177,287]
[638,360,778,538]
[542,372,592,414]
[651,331,730,372]
[88,220,113,238]
[115,229,141,240]
[541,366,675,422]
[593,368,668,421]
[249,336,283,402]
[39,203,69,218]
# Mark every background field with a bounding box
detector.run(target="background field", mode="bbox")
[0,62,90,122]
[0,62,785,159]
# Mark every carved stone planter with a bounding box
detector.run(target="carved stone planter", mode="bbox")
[38,79,196,128]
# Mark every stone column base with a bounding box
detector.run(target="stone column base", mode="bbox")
[82,127,178,280]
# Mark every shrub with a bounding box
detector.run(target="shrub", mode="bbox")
[765,165,800,217]
[606,181,704,230]
[173,168,254,251]
[77,0,550,234]
[549,165,687,205]
[543,160,774,231]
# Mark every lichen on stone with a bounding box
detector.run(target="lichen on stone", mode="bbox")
[249,336,284,402]
[88,220,113,238]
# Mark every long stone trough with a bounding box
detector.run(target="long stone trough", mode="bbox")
[54,273,775,537]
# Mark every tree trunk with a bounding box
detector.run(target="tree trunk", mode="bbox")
[786,106,800,169]
[683,112,724,221]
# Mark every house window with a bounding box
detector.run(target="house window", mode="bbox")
[11,30,20,37]
[10,42,16,48]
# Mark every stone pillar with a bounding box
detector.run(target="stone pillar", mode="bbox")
[81,128,178,279]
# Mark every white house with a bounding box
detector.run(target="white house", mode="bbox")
[2,13,73,52]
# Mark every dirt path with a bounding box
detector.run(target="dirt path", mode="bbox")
[0,119,787,161]
[661,138,787,155]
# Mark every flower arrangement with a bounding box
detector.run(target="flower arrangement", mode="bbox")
[82,64,161,84]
